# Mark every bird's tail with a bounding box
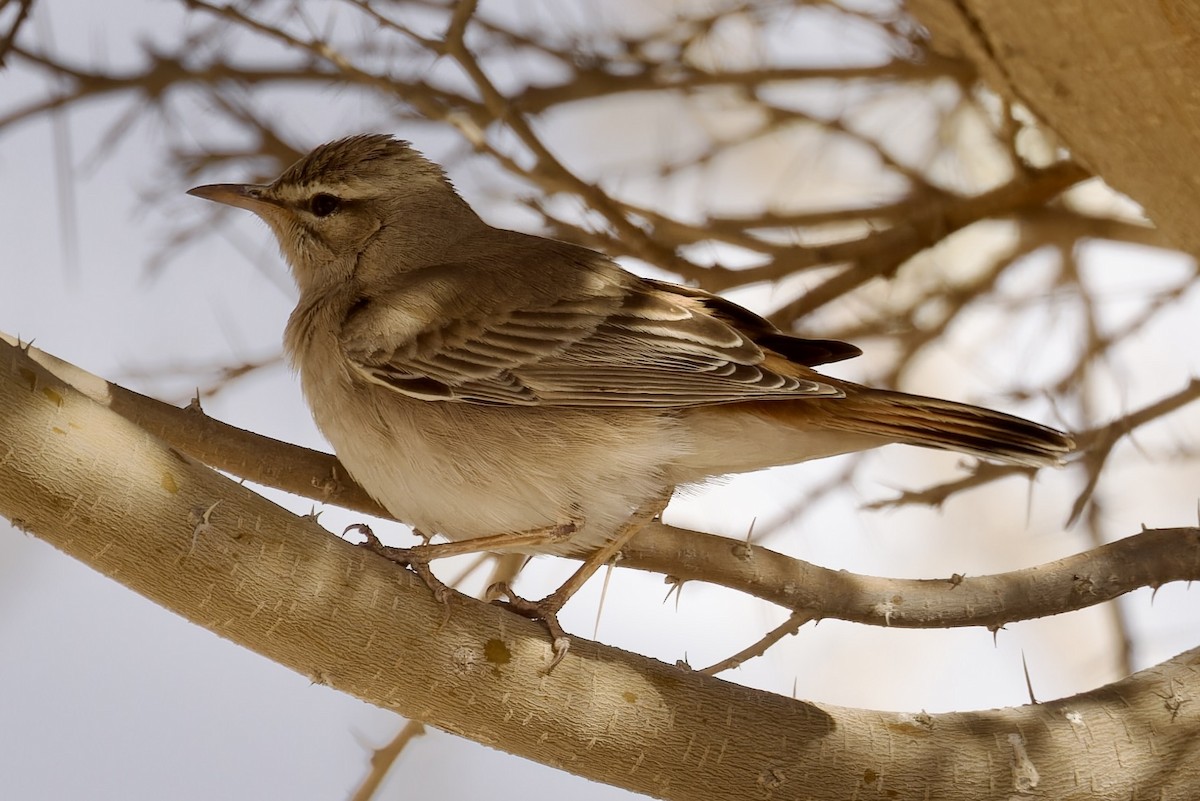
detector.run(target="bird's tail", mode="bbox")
[675,385,1074,482]
[800,387,1075,467]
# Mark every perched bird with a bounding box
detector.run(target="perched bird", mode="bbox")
[188,134,1072,561]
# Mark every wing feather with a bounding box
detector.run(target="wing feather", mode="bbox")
[340,257,844,408]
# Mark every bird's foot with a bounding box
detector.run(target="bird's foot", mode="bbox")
[347,519,585,630]
[485,490,674,672]
[347,523,454,625]
[487,582,573,672]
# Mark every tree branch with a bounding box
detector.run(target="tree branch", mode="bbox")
[3,338,1200,799]
[8,334,1195,634]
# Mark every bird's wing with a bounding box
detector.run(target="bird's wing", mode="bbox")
[339,259,845,408]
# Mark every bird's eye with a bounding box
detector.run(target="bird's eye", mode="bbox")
[309,193,340,217]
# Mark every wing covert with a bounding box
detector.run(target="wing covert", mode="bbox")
[340,259,842,407]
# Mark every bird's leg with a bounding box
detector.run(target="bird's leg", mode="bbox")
[349,519,580,609]
[490,488,674,671]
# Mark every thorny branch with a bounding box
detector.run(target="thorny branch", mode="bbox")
[4,0,1199,747]
[11,335,1200,635]
[5,333,1200,800]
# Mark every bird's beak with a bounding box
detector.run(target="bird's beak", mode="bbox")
[186,183,280,213]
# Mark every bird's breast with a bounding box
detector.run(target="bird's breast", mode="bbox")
[295,346,687,552]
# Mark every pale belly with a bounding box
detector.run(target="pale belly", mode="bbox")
[307,374,687,554]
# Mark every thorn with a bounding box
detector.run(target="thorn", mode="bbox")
[186,389,204,414]
[1021,651,1039,704]
[593,561,615,640]
[730,517,758,561]
[662,575,685,608]
[187,500,222,554]
[873,599,899,626]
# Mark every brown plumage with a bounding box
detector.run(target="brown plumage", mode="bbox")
[189,134,1074,554]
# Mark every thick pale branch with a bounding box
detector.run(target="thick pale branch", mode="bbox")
[0,333,389,518]
[909,0,1200,258]
[3,339,1199,800]
[0,338,821,799]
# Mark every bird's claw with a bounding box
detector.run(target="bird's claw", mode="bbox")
[488,582,572,672]
[352,524,454,628]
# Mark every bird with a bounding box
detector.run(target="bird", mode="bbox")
[188,134,1072,649]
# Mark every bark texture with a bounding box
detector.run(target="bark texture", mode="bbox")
[2,337,1199,799]
[911,0,1200,257]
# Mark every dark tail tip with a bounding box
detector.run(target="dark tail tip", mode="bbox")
[846,390,1074,467]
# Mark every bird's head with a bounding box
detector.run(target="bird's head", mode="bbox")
[188,134,475,294]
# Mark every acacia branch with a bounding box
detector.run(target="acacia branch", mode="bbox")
[2,1,1198,796]
[3,339,1200,799]
[8,333,1194,633]
[637,522,1200,629]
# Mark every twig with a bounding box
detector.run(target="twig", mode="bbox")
[699,610,816,676]
[1068,378,1200,525]
[349,720,427,801]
